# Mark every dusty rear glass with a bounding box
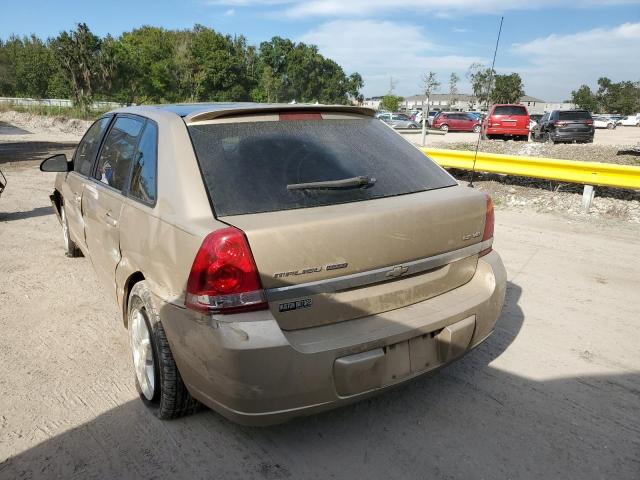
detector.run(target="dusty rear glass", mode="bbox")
[493,106,528,116]
[558,111,592,121]
[188,117,456,216]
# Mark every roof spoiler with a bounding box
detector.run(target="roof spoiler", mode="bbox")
[185,104,376,123]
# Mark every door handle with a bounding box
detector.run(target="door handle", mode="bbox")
[104,210,118,228]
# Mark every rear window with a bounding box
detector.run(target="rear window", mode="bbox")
[493,106,528,116]
[558,111,592,121]
[188,117,456,216]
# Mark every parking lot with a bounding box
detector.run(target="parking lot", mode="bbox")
[401,125,640,146]
[1,130,639,478]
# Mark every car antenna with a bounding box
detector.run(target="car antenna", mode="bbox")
[470,16,504,188]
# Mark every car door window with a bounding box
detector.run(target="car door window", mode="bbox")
[74,117,111,176]
[128,122,158,205]
[94,116,145,192]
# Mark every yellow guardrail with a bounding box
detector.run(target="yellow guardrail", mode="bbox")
[421,147,640,190]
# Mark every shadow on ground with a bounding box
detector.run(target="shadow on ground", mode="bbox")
[1,282,638,479]
[0,121,31,135]
[0,141,77,165]
[0,205,53,222]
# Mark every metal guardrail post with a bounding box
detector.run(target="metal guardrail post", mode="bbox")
[582,185,595,212]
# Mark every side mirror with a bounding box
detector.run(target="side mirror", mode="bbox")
[40,154,70,173]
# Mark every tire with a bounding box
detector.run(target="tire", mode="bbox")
[520,135,529,142]
[485,134,493,140]
[546,133,555,144]
[607,123,615,129]
[60,203,81,258]
[439,124,449,132]
[408,124,418,129]
[472,124,481,134]
[128,281,200,419]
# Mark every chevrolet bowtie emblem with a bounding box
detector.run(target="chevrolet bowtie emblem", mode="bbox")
[387,265,409,278]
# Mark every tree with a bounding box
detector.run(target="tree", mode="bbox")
[51,23,102,109]
[571,85,598,112]
[420,71,440,144]
[467,62,494,108]
[380,95,403,112]
[449,72,460,106]
[0,25,363,107]
[491,73,524,104]
[347,72,364,101]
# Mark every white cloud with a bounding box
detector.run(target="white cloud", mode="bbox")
[224,8,236,15]
[206,0,640,18]
[509,22,640,100]
[300,20,485,96]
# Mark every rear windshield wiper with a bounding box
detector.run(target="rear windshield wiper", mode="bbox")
[287,176,376,191]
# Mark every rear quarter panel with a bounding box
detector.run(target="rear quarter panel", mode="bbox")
[113,108,219,318]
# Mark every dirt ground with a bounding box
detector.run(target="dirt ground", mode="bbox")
[1,134,639,478]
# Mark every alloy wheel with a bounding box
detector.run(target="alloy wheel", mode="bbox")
[130,308,156,401]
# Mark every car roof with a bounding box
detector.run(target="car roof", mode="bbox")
[113,102,376,123]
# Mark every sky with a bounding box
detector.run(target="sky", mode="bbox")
[1,0,639,101]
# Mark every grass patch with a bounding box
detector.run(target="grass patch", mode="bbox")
[0,103,108,120]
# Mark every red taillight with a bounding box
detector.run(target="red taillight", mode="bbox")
[479,194,494,257]
[185,227,267,314]
[554,120,569,127]
[585,119,594,125]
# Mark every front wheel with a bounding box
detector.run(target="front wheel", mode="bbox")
[128,281,199,419]
[60,203,81,257]
[472,124,481,134]
[439,124,449,132]
[607,123,615,129]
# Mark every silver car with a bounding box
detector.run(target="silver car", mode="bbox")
[376,112,420,129]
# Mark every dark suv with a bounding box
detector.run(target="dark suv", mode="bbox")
[531,110,594,143]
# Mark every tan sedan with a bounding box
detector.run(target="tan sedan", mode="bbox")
[40,103,507,425]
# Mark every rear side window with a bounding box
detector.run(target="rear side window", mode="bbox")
[94,116,145,191]
[558,111,592,121]
[188,117,456,216]
[493,106,528,116]
[129,122,158,205]
[74,117,111,176]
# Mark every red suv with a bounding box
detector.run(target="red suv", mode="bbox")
[432,112,481,133]
[482,104,530,141]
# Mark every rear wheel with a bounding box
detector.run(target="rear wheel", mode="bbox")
[128,281,199,419]
[472,124,481,134]
[439,124,449,132]
[607,123,615,129]
[60,203,81,258]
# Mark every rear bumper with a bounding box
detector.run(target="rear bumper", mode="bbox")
[551,130,594,142]
[160,250,507,426]
[484,127,529,136]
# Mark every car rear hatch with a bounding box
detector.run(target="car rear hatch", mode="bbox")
[556,111,593,133]
[187,110,490,330]
[490,105,529,132]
